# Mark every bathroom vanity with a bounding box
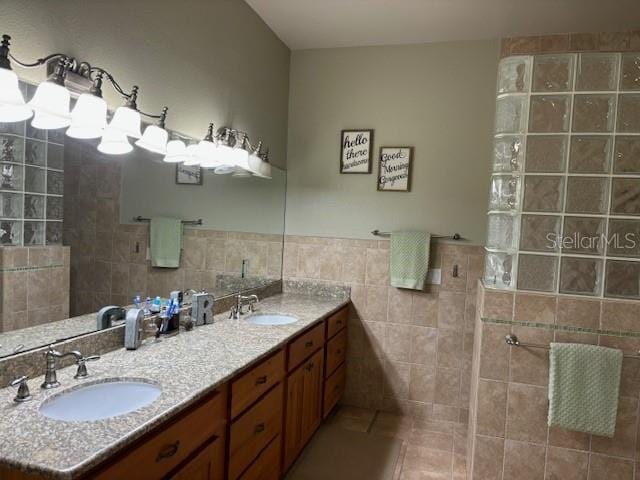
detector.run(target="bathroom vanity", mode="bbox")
[0,293,349,480]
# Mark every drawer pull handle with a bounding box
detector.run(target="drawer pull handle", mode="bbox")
[336,349,342,354]
[256,375,268,385]
[336,320,343,325]
[255,422,266,433]
[305,341,314,348]
[156,440,180,462]
[306,362,315,371]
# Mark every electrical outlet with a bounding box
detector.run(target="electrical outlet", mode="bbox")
[427,268,441,285]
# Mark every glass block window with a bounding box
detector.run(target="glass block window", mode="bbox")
[488,52,640,299]
[0,81,64,246]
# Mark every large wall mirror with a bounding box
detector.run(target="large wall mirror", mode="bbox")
[0,80,286,358]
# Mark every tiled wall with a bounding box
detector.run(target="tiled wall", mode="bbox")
[63,139,282,316]
[283,234,484,424]
[0,246,70,332]
[468,282,640,479]
[500,31,640,58]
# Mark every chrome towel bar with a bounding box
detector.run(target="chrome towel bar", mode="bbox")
[371,230,462,240]
[505,334,640,359]
[133,216,203,226]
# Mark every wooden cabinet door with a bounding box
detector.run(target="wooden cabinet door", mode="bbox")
[283,361,305,471]
[170,435,224,480]
[283,349,324,471]
[301,349,324,445]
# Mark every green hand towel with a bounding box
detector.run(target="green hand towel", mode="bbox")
[150,217,183,268]
[548,342,623,438]
[390,231,431,290]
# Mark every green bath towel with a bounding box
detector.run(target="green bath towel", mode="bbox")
[390,231,431,290]
[548,342,623,438]
[150,217,182,268]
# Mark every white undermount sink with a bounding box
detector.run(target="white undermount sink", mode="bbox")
[247,313,299,326]
[39,379,161,421]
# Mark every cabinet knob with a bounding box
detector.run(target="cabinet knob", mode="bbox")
[156,440,180,462]
[306,362,315,371]
[254,422,266,433]
[255,375,267,385]
[305,341,314,348]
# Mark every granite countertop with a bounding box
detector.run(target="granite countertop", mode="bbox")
[0,293,349,479]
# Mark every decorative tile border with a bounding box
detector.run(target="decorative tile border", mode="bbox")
[0,264,65,273]
[482,316,640,338]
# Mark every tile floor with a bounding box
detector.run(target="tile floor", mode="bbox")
[288,405,467,480]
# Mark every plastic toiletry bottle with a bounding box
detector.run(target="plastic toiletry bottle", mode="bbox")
[133,295,141,309]
[144,297,152,316]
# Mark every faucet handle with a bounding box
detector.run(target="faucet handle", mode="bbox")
[9,375,32,403]
[74,355,100,379]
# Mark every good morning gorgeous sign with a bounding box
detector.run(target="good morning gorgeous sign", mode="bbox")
[340,129,373,173]
[378,146,413,192]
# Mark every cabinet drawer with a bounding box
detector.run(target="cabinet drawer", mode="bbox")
[288,322,325,372]
[170,434,225,480]
[237,435,281,480]
[323,363,346,419]
[229,383,283,480]
[325,328,347,378]
[93,387,227,480]
[231,350,285,419]
[326,307,348,339]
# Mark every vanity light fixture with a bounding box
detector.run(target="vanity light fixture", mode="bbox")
[136,107,169,154]
[0,35,32,122]
[66,71,107,139]
[0,33,273,177]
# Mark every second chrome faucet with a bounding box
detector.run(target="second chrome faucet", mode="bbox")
[229,294,259,320]
[41,345,100,389]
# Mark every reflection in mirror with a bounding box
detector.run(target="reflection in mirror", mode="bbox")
[0,80,286,359]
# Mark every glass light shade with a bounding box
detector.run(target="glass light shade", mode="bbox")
[109,106,142,138]
[183,144,201,166]
[66,93,107,139]
[214,165,235,175]
[197,140,220,168]
[28,81,70,129]
[258,161,272,178]
[135,124,168,154]
[0,68,32,122]
[216,143,234,166]
[247,152,263,175]
[230,146,250,169]
[163,140,189,163]
[97,127,133,155]
[232,167,252,177]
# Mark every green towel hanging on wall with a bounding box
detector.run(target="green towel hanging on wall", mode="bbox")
[150,217,183,268]
[389,231,431,290]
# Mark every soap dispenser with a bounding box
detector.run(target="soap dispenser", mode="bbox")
[124,308,145,350]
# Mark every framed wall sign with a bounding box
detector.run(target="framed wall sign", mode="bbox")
[377,146,413,192]
[340,129,373,173]
[176,164,203,185]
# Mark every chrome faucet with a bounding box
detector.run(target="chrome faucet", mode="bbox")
[9,375,31,403]
[229,294,259,319]
[41,345,100,389]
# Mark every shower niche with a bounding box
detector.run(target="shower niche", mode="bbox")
[485,52,640,299]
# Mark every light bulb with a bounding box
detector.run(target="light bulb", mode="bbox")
[28,81,70,130]
[0,68,32,122]
[98,127,132,155]
[197,139,219,168]
[232,167,252,177]
[136,124,168,154]
[257,161,272,179]
[183,144,201,166]
[163,140,188,163]
[247,151,262,175]
[66,93,107,139]
[230,145,249,169]
[216,143,234,166]
[214,165,235,175]
[109,106,142,138]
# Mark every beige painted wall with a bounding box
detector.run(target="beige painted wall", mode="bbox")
[0,0,290,168]
[285,40,499,244]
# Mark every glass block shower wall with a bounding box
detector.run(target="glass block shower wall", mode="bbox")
[485,52,640,299]
[0,82,65,246]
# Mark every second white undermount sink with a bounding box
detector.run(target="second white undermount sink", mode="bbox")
[39,379,161,422]
[247,313,299,326]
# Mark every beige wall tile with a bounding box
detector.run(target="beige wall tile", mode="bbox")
[437,329,462,368]
[365,248,389,286]
[514,293,557,324]
[432,403,461,423]
[540,34,570,52]
[386,324,414,362]
[503,440,546,479]
[383,360,411,401]
[509,326,553,386]
[434,367,461,406]
[1,247,28,268]
[437,292,466,330]
[409,364,436,403]
[476,379,507,437]
[570,33,599,51]
[506,383,548,444]
[297,244,322,278]
[403,444,453,475]
[481,290,513,319]
[440,254,468,292]
[631,31,640,50]
[591,396,638,459]
[557,297,601,329]
[365,285,389,322]
[472,435,504,480]
[479,324,511,381]
[2,271,27,313]
[601,301,640,332]
[410,326,438,365]
[545,446,589,480]
[388,288,414,323]
[588,454,633,480]
[599,32,630,51]
[411,290,438,327]
[27,269,51,310]
[340,247,366,284]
